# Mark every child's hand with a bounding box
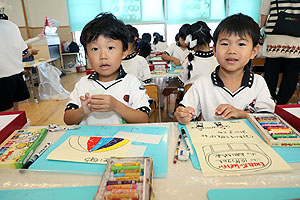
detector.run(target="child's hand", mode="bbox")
[80,93,92,115]
[173,57,181,66]
[215,104,247,119]
[88,94,118,112]
[174,106,195,124]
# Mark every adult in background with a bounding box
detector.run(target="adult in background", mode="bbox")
[260,0,300,104]
[0,2,34,112]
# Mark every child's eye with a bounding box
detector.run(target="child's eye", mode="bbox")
[108,46,115,50]
[220,42,228,46]
[91,47,98,51]
[239,43,246,46]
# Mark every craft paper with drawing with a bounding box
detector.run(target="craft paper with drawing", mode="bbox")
[186,120,292,176]
[47,136,132,164]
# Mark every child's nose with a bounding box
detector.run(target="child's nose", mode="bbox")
[99,51,107,59]
[227,45,237,54]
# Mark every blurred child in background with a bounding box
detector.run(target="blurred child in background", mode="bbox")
[161,24,190,66]
[178,21,218,86]
[121,25,152,84]
[152,32,168,52]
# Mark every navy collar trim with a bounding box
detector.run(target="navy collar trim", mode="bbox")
[88,65,127,81]
[194,50,214,58]
[122,53,137,60]
[211,65,254,97]
[0,14,8,20]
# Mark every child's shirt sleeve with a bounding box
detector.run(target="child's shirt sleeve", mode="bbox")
[138,57,152,83]
[127,75,151,115]
[253,75,276,113]
[178,58,189,84]
[179,82,202,117]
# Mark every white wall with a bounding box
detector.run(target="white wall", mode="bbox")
[5,0,69,27]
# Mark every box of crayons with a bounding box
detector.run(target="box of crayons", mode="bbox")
[94,157,154,200]
[0,128,48,168]
[248,113,300,147]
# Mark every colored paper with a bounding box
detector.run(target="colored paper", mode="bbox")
[207,187,300,200]
[185,120,292,176]
[47,136,131,164]
[30,125,168,178]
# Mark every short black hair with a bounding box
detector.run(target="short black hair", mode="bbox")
[80,12,129,53]
[187,21,212,50]
[178,24,190,40]
[213,13,260,47]
[142,33,151,43]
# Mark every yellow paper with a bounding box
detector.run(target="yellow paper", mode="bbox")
[47,136,131,164]
[186,120,292,176]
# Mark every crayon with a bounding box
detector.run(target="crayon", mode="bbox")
[111,165,140,171]
[110,176,143,182]
[108,176,143,182]
[272,134,298,139]
[111,188,137,194]
[106,184,137,191]
[104,193,139,199]
[113,169,141,174]
[114,172,143,177]
[106,180,137,185]
[113,162,140,167]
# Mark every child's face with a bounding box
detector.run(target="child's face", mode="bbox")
[86,35,127,82]
[213,32,258,73]
[179,37,188,48]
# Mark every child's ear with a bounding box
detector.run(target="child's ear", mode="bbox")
[122,50,128,59]
[212,45,217,56]
[250,45,259,59]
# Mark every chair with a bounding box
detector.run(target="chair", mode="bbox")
[144,84,161,122]
[184,84,192,94]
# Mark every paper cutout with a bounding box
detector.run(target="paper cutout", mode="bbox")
[89,88,104,96]
[114,131,163,144]
[47,136,131,164]
[186,120,292,176]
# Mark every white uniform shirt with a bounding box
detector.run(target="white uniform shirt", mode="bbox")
[121,53,152,83]
[0,20,27,78]
[180,66,275,121]
[178,50,218,85]
[66,68,150,125]
[164,43,190,65]
[152,41,168,52]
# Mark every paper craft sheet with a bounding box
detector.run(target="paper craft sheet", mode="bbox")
[47,136,131,164]
[186,120,292,176]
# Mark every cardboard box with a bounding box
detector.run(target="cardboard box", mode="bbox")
[275,104,300,132]
[248,113,300,147]
[0,111,27,145]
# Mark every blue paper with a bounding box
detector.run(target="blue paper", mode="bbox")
[0,185,98,200]
[207,187,300,200]
[30,126,168,177]
[178,119,300,170]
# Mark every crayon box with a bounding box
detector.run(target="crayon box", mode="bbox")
[94,157,154,200]
[248,113,300,147]
[0,128,48,168]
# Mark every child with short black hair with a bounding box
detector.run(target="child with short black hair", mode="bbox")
[121,24,152,84]
[174,13,275,124]
[161,24,190,66]
[152,32,168,52]
[178,21,218,85]
[64,13,150,125]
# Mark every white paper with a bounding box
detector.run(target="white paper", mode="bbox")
[114,131,162,144]
[283,107,300,119]
[126,145,147,157]
[0,114,19,131]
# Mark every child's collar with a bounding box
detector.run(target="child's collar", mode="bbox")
[194,50,214,58]
[88,65,127,81]
[122,52,137,60]
[211,65,254,88]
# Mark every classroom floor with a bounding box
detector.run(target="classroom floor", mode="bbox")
[19,71,298,126]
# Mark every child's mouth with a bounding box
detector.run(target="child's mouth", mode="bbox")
[226,58,238,63]
[100,64,110,69]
